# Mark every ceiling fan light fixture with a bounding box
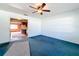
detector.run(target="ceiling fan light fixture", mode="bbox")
[37,10,43,15]
[37,10,42,13]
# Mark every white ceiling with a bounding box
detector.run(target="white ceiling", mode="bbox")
[0,3,79,19]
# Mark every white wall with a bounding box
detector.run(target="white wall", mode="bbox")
[0,11,10,44]
[27,17,41,37]
[42,9,79,44]
[0,10,41,44]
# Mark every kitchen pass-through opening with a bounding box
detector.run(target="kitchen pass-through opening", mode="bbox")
[10,18,28,41]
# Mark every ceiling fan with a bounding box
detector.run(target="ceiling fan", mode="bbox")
[29,3,51,15]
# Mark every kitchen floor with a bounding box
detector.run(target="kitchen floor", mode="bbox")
[4,39,30,56]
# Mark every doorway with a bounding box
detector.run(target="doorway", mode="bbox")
[10,18,28,41]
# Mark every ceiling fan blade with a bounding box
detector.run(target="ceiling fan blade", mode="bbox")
[29,6,37,9]
[41,3,46,8]
[43,10,50,12]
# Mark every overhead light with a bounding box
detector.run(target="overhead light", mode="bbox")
[37,10,42,13]
[37,10,43,15]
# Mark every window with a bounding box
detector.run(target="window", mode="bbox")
[10,24,20,32]
[10,24,18,29]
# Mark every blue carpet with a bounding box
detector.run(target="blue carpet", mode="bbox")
[29,35,79,56]
[0,42,10,56]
